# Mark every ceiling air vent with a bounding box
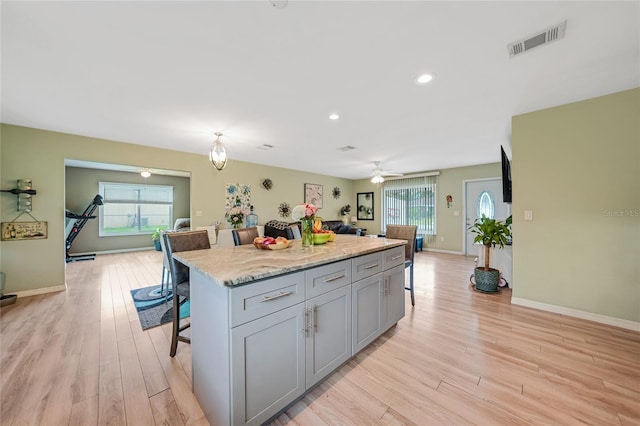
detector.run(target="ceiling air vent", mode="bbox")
[508,20,567,58]
[337,145,356,152]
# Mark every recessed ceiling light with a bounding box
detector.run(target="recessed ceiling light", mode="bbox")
[416,73,433,84]
[329,113,340,120]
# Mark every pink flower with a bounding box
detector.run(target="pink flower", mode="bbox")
[292,203,318,221]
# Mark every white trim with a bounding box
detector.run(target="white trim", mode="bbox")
[71,247,156,257]
[384,171,440,181]
[12,284,67,298]
[423,248,463,255]
[511,297,640,332]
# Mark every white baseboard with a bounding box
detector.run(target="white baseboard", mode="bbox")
[511,297,640,332]
[423,248,463,255]
[12,284,67,298]
[71,247,155,257]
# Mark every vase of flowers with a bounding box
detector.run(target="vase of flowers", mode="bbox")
[227,207,245,229]
[292,203,318,247]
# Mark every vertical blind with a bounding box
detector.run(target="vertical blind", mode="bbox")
[382,175,437,235]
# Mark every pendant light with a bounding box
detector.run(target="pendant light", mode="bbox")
[209,132,227,171]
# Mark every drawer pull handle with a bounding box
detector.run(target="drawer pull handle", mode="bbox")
[323,274,345,283]
[391,255,402,261]
[364,263,379,270]
[261,291,293,303]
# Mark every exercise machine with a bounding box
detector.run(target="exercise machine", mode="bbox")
[65,194,103,263]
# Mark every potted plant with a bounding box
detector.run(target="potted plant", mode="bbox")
[340,204,351,225]
[469,214,511,292]
[151,227,164,251]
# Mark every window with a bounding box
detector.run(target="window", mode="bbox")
[99,182,173,236]
[382,175,437,235]
[477,190,495,219]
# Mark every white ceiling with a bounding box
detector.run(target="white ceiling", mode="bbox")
[2,1,639,180]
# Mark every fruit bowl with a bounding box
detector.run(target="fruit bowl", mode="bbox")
[253,236,293,250]
[313,233,331,245]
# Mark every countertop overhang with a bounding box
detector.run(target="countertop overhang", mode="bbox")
[173,234,406,287]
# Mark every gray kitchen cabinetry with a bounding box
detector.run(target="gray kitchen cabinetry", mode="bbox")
[190,246,404,426]
[352,246,405,353]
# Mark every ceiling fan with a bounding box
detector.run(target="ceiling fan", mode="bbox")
[370,161,403,183]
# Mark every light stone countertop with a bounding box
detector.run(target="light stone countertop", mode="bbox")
[173,234,406,287]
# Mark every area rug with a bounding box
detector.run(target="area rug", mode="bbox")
[130,284,190,331]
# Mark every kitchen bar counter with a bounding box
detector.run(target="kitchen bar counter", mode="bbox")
[173,234,405,286]
[175,233,407,425]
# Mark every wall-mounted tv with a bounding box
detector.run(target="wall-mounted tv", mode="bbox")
[501,145,512,203]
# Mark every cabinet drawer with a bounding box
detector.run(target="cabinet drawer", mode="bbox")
[305,260,351,299]
[383,246,405,270]
[351,252,383,282]
[230,272,305,327]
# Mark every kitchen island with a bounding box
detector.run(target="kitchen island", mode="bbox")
[174,234,406,425]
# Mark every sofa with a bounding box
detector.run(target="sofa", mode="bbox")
[264,219,366,239]
[321,220,366,236]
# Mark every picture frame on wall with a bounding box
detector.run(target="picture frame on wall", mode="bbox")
[357,192,374,220]
[304,183,323,208]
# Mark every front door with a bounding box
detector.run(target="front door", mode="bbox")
[464,179,510,256]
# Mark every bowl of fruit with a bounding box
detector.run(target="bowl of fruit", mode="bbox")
[312,232,332,245]
[253,236,292,250]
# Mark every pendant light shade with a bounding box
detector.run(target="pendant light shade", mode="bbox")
[209,132,227,171]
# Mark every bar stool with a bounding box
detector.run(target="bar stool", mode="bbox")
[162,229,210,357]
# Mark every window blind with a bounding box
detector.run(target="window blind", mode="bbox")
[382,175,437,235]
[101,183,173,204]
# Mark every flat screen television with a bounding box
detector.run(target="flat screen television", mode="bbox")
[501,145,512,203]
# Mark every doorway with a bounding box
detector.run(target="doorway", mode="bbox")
[464,178,510,256]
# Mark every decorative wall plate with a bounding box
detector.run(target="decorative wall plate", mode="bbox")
[262,178,273,190]
[332,186,341,199]
[278,202,290,218]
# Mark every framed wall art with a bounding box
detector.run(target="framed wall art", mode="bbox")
[357,192,374,220]
[304,183,323,208]
[1,221,48,241]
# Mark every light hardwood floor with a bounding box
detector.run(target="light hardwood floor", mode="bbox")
[1,250,638,425]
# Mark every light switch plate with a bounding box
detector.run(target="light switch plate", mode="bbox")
[524,210,533,221]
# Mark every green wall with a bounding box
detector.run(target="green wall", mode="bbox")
[65,167,191,254]
[512,88,639,323]
[0,124,355,294]
[354,162,501,252]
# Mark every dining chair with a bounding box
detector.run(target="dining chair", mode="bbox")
[162,229,211,357]
[232,226,259,246]
[158,230,172,300]
[385,225,418,306]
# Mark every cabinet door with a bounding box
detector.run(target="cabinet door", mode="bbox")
[383,264,405,330]
[231,303,306,426]
[351,273,383,354]
[305,285,352,388]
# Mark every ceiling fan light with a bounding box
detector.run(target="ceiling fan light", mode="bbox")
[140,168,151,178]
[371,175,385,184]
[209,132,227,171]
